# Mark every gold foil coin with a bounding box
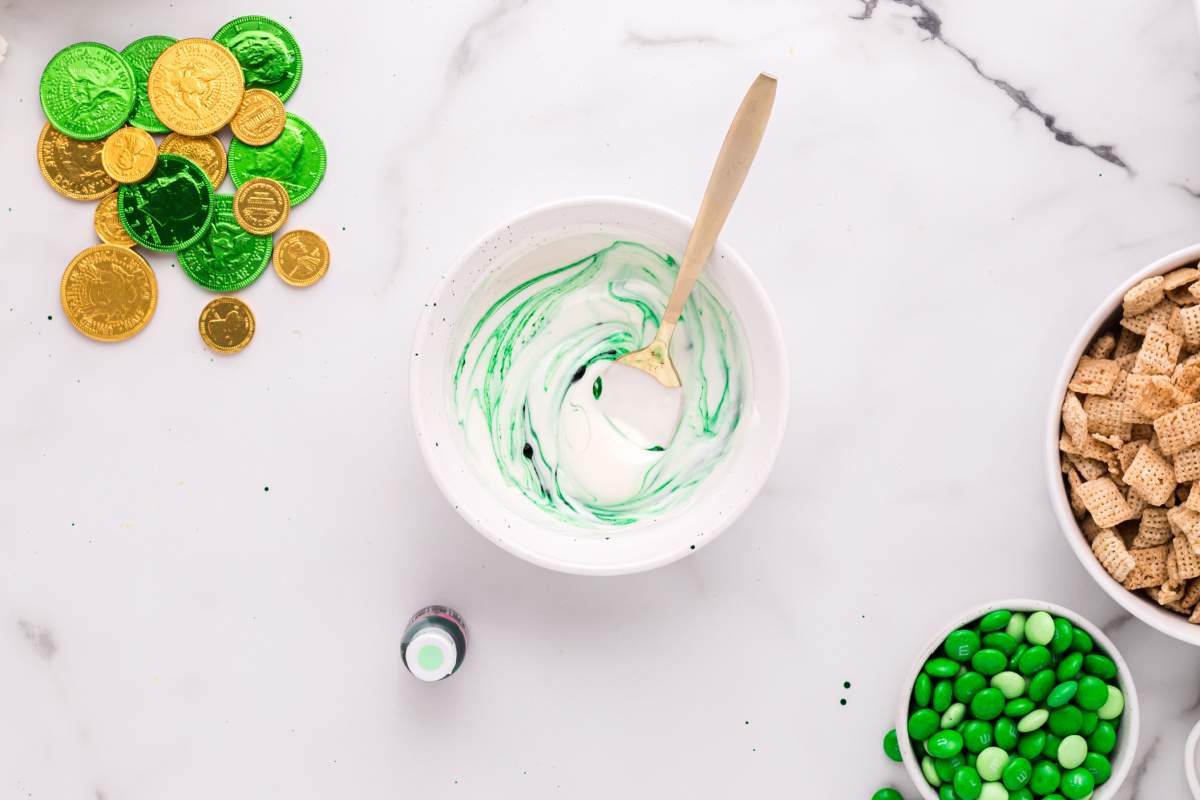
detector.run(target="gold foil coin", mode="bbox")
[36,123,117,201]
[230,88,286,146]
[199,296,255,354]
[101,126,157,183]
[60,244,157,342]
[147,38,244,136]
[159,132,227,186]
[233,177,290,234]
[93,194,136,247]
[273,229,329,287]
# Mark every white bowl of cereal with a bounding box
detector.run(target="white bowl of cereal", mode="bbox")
[1047,243,1200,645]
[410,196,789,575]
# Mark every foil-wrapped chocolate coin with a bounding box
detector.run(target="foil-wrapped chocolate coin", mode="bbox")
[117,154,215,252]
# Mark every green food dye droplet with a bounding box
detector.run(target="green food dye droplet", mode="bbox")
[592,375,603,400]
[417,644,444,671]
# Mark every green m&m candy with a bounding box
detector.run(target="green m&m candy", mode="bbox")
[1097,686,1125,720]
[994,717,1019,749]
[1030,760,1061,795]
[1087,721,1116,755]
[954,765,983,800]
[1075,675,1107,711]
[1057,734,1087,770]
[962,720,994,753]
[915,673,933,706]
[1056,652,1083,681]
[910,708,940,740]
[1060,767,1094,799]
[956,671,987,703]
[883,728,902,762]
[927,730,964,758]
[972,649,1007,676]
[1024,611,1055,646]
[1050,618,1074,654]
[1083,751,1112,784]
[1082,654,1116,680]
[1045,681,1078,708]
[933,680,954,712]
[1048,706,1083,737]
[946,629,981,661]
[1028,670,1055,702]
[980,610,1012,632]
[970,688,1005,721]
[983,632,1019,656]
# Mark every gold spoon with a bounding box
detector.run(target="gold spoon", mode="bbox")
[616,72,777,387]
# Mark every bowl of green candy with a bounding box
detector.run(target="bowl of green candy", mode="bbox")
[892,600,1138,800]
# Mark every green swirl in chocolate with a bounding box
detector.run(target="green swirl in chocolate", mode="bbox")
[453,240,747,527]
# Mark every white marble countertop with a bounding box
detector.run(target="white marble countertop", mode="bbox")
[4,0,1200,797]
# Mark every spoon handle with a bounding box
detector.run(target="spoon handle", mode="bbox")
[658,72,777,339]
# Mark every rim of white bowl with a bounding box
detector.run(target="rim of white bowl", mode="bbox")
[1045,243,1200,645]
[896,599,1140,800]
[408,194,790,575]
[1187,717,1200,799]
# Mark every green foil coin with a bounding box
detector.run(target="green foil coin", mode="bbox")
[213,15,303,101]
[229,113,326,205]
[39,42,136,140]
[120,35,176,134]
[178,195,273,291]
[117,155,215,252]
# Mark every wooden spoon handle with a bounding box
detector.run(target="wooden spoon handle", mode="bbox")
[657,72,777,341]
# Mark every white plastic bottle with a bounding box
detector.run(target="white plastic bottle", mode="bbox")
[401,605,468,682]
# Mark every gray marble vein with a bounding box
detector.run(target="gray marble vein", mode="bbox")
[1100,608,1138,638]
[849,0,879,21]
[448,0,530,81]
[625,31,725,48]
[1126,733,1159,799]
[853,0,1130,172]
[17,619,56,661]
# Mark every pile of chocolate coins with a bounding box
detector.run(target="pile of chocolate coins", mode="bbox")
[38,16,331,353]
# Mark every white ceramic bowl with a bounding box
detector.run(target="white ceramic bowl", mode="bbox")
[1046,244,1200,645]
[409,196,789,575]
[897,599,1139,800]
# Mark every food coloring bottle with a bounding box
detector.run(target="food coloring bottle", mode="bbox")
[401,605,467,682]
